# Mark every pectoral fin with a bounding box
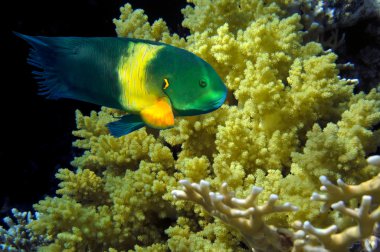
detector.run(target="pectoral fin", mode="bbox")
[106,114,145,137]
[140,98,174,129]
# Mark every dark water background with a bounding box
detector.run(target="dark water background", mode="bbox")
[0,0,187,223]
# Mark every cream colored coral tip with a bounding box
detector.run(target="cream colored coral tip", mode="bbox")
[179,179,190,186]
[269,194,279,201]
[294,230,305,238]
[284,202,298,211]
[252,186,263,193]
[337,178,345,186]
[200,180,210,187]
[171,190,186,198]
[310,192,319,201]
[303,221,311,229]
[319,176,328,184]
[362,195,372,204]
[367,155,380,167]
[331,201,345,209]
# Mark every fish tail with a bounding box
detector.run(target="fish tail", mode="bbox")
[15,32,74,99]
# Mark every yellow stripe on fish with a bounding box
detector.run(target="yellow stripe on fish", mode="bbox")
[117,43,164,111]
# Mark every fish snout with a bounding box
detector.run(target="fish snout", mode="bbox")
[208,88,227,109]
[214,91,227,108]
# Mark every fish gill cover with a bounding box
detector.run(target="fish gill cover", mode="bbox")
[2,0,380,251]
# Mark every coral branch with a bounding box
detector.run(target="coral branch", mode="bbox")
[0,209,50,251]
[172,180,298,252]
[294,155,380,251]
[311,156,380,212]
[302,196,380,251]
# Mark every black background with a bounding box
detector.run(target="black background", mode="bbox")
[0,0,187,222]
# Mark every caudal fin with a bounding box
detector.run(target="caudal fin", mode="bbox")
[14,32,90,100]
[15,32,78,100]
[15,32,126,110]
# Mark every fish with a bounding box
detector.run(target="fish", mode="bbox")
[15,32,227,137]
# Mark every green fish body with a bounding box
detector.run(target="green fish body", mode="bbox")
[16,33,227,137]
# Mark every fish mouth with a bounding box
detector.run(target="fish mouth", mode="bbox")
[202,89,227,110]
[195,92,227,114]
[208,92,227,108]
[171,90,227,116]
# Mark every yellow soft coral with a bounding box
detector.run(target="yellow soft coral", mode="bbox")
[166,217,245,251]
[30,161,178,251]
[29,196,116,251]
[72,109,174,175]
[55,168,107,204]
[27,0,380,251]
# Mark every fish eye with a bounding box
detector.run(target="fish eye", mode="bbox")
[163,78,170,90]
[199,80,207,88]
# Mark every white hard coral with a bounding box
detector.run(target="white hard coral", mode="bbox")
[172,179,298,252]
[293,195,380,252]
[292,155,380,252]
[0,209,50,251]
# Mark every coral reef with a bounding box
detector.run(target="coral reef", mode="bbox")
[172,156,380,251]
[172,180,298,252]
[292,155,380,251]
[289,0,380,92]
[5,0,380,251]
[0,208,50,251]
[291,0,380,35]
[288,0,380,50]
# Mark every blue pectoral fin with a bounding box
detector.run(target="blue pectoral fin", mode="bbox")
[106,114,145,138]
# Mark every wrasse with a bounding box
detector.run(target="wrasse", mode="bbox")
[15,33,227,137]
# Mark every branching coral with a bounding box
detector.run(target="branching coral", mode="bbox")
[291,155,380,251]
[291,0,380,31]
[311,172,380,213]
[12,0,380,251]
[172,180,297,252]
[0,209,50,251]
[172,156,380,252]
[299,196,380,251]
